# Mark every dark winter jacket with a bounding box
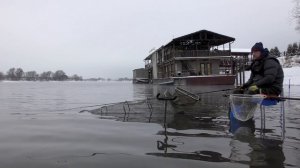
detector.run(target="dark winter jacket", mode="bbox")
[244,55,284,95]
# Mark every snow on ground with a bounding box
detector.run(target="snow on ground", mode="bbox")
[282,67,300,85]
[277,55,300,68]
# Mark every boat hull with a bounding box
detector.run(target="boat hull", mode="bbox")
[133,78,149,84]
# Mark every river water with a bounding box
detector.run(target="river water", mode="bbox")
[0,81,298,167]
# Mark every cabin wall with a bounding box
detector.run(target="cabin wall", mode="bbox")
[174,59,221,76]
[212,60,220,74]
[133,68,148,79]
[190,61,199,75]
[197,60,220,75]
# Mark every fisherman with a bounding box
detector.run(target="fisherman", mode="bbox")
[230,42,284,131]
[237,42,284,96]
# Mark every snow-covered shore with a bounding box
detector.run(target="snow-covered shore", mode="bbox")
[282,67,300,85]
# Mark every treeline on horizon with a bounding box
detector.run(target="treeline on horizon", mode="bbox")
[0,68,82,81]
[268,42,300,58]
[0,67,132,82]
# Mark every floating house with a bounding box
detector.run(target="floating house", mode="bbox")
[134,30,249,85]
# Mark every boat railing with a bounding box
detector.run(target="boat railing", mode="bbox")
[175,87,200,101]
[179,70,197,76]
[174,50,231,57]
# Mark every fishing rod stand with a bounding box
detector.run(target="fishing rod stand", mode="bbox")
[156,93,177,153]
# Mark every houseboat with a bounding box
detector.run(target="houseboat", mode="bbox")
[133,30,249,85]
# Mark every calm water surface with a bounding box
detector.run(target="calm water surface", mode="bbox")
[0,81,299,167]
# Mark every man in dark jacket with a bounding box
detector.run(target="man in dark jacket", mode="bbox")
[240,42,284,96]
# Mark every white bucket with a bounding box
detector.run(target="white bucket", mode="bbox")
[229,94,266,121]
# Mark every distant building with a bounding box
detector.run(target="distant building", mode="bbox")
[135,30,249,85]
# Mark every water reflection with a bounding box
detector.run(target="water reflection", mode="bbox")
[147,95,230,162]
[87,85,290,167]
[229,112,286,167]
[0,82,297,167]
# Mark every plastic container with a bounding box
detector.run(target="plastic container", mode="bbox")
[229,94,266,121]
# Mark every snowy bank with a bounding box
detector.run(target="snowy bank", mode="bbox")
[282,67,300,85]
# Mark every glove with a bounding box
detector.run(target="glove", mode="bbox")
[248,85,259,92]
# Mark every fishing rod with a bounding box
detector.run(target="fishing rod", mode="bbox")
[195,88,235,95]
[223,93,300,101]
[265,95,300,101]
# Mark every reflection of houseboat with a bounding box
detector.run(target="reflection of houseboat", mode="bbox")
[133,30,249,85]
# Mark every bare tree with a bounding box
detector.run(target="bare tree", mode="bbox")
[7,68,16,80]
[40,71,53,81]
[53,70,68,81]
[0,72,4,80]
[15,68,24,80]
[25,71,38,81]
[3,68,83,81]
[293,0,300,32]
[70,74,82,81]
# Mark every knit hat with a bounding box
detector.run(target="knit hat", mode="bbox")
[251,42,264,53]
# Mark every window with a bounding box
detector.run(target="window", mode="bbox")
[207,63,212,75]
[200,63,205,75]
[200,63,212,75]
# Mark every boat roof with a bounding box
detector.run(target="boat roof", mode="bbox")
[165,29,235,47]
[144,30,235,60]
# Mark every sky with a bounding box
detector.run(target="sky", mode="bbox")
[0,0,299,78]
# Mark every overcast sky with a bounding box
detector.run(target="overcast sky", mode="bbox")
[0,0,299,78]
